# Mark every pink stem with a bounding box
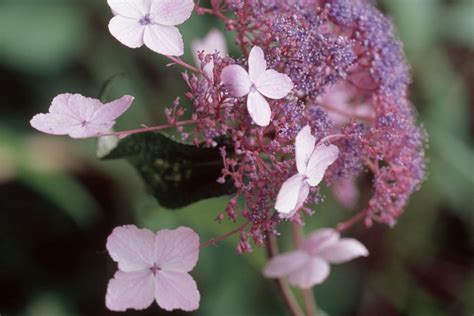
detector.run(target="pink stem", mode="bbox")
[195,6,235,24]
[266,234,305,316]
[200,221,250,249]
[292,223,318,316]
[336,208,370,232]
[108,120,197,139]
[165,55,201,73]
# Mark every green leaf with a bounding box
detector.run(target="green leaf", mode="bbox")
[99,132,235,209]
[0,1,87,73]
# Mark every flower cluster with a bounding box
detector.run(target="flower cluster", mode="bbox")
[29,0,426,313]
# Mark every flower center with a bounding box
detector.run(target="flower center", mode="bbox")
[81,120,88,127]
[150,264,160,274]
[250,83,257,92]
[139,15,152,26]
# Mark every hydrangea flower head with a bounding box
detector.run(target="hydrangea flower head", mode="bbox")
[107,0,194,56]
[106,225,200,312]
[221,46,293,126]
[264,228,368,289]
[30,94,133,139]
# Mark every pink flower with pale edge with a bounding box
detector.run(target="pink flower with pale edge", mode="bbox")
[107,0,194,56]
[30,94,133,139]
[275,126,339,217]
[263,229,368,289]
[221,46,293,127]
[106,225,200,312]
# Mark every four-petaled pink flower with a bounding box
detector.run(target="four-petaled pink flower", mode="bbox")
[275,125,339,217]
[106,225,200,312]
[221,46,293,127]
[107,0,194,56]
[264,228,368,288]
[30,93,133,139]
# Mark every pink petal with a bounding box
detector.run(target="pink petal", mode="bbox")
[108,16,145,49]
[279,180,310,219]
[202,61,215,80]
[106,225,155,272]
[302,229,340,256]
[30,94,110,138]
[106,270,155,312]
[191,29,228,64]
[332,178,359,210]
[305,144,339,186]
[48,94,76,116]
[295,125,316,175]
[263,250,309,278]
[295,181,310,211]
[247,91,272,126]
[63,94,102,122]
[318,238,369,264]
[191,29,227,79]
[143,24,184,56]
[248,46,267,83]
[155,271,200,312]
[154,227,199,273]
[220,65,251,97]
[287,257,330,289]
[30,113,79,136]
[92,95,134,123]
[107,0,151,18]
[151,0,194,26]
[69,122,113,139]
[255,70,293,99]
[275,174,305,215]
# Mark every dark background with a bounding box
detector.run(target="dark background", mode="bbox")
[0,0,473,315]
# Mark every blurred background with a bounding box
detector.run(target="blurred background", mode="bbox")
[0,0,473,315]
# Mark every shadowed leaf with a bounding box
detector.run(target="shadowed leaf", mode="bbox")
[99,132,234,209]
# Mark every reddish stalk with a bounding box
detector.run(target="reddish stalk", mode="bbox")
[292,223,318,316]
[195,6,235,25]
[266,233,305,316]
[336,208,370,232]
[109,120,197,139]
[165,55,201,73]
[200,221,250,249]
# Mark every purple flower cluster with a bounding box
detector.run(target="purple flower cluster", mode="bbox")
[177,0,426,247]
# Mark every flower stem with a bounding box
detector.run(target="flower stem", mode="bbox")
[200,221,250,249]
[165,55,201,73]
[266,234,305,316]
[292,223,318,316]
[110,120,197,139]
[195,6,235,25]
[336,208,370,232]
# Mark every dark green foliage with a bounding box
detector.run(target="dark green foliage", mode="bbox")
[101,132,235,209]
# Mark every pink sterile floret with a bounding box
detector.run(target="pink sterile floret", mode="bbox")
[263,228,368,289]
[106,225,200,312]
[30,93,133,139]
[221,46,293,127]
[275,125,339,218]
[107,0,194,56]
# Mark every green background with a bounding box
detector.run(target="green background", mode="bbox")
[0,0,473,315]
